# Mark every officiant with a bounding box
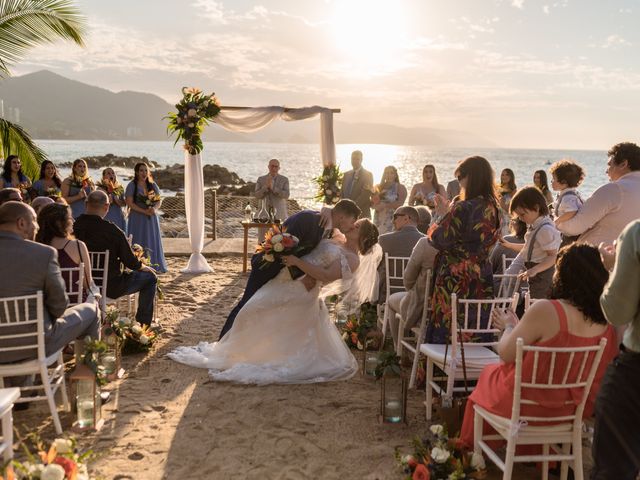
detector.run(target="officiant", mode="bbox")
[254,158,290,240]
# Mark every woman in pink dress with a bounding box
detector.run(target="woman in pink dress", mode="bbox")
[459,243,618,448]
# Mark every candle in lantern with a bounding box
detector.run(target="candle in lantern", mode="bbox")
[384,399,402,423]
[76,395,95,427]
[100,353,117,375]
[364,353,378,376]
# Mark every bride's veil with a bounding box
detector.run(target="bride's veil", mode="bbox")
[320,243,383,304]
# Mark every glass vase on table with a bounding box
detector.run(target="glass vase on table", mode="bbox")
[255,199,269,223]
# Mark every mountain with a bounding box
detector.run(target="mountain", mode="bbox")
[0,70,495,146]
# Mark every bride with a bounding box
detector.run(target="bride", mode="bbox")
[168,218,381,385]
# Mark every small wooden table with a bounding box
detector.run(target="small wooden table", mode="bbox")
[241,221,280,273]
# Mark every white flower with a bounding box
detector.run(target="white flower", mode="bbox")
[53,437,73,454]
[272,242,284,253]
[271,234,283,244]
[264,253,275,262]
[430,424,444,436]
[431,446,450,464]
[470,452,486,470]
[325,189,333,195]
[27,463,45,476]
[187,123,195,128]
[131,325,143,335]
[332,197,339,204]
[139,334,150,345]
[187,108,197,117]
[400,455,414,465]
[41,464,66,480]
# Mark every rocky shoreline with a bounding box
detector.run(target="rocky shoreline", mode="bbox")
[67,153,256,195]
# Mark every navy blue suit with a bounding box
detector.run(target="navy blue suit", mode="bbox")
[218,210,324,339]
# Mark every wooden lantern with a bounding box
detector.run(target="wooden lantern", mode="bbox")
[379,371,408,424]
[70,364,104,431]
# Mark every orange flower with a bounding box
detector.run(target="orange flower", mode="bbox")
[350,332,358,345]
[53,456,78,479]
[412,463,430,480]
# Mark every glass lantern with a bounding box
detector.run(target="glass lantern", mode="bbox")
[362,330,383,377]
[70,364,104,431]
[379,371,407,424]
[100,324,123,380]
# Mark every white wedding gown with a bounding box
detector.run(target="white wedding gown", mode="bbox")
[167,240,359,384]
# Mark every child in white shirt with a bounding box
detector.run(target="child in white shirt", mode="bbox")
[549,159,585,245]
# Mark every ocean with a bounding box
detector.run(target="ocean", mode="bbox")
[36,139,608,206]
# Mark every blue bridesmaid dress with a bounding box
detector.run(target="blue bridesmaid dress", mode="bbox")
[125,181,167,273]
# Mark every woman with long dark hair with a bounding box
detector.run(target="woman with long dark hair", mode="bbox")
[32,160,63,199]
[408,164,446,208]
[498,168,517,235]
[533,169,553,205]
[62,159,95,219]
[427,156,501,343]
[125,162,167,272]
[97,167,127,233]
[0,155,31,199]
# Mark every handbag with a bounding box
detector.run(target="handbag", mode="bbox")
[433,318,469,435]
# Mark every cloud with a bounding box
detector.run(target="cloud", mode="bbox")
[542,5,550,14]
[602,34,632,49]
[511,0,524,9]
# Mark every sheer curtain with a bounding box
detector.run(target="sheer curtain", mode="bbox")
[181,106,337,274]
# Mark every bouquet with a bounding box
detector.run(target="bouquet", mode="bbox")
[3,433,92,480]
[341,302,379,349]
[395,425,487,480]
[70,177,93,191]
[313,165,342,205]
[115,317,158,354]
[46,187,62,198]
[96,180,124,197]
[255,225,301,275]
[136,191,161,208]
[165,87,221,155]
[15,182,30,197]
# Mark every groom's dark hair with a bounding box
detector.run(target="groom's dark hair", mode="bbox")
[333,199,361,218]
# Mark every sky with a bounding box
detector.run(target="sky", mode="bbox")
[14,0,640,149]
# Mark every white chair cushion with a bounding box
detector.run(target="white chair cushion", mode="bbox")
[419,343,500,369]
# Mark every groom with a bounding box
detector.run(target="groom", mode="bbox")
[219,199,361,339]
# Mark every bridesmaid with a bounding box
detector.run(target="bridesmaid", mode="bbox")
[31,160,63,199]
[125,162,167,273]
[0,155,32,200]
[372,165,407,234]
[498,168,517,235]
[62,159,96,219]
[408,164,446,207]
[97,167,127,233]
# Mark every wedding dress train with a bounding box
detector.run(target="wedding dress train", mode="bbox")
[167,240,359,384]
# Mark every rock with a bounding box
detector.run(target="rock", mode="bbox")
[152,163,248,191]
[60,154,159,169]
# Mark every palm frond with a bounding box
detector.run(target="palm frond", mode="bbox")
[0,117,47,178]
[0,0,86,77]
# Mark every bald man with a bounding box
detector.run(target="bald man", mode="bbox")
[0,201,99,365]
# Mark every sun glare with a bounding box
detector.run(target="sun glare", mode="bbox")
[331,0,408,74]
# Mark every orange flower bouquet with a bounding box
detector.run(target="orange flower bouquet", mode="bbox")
[255,225,301,275]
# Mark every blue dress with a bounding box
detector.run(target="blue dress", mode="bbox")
[68,181,94,219]
[125,181,167,273]
[32,179,61,198]
[98,185,127,233]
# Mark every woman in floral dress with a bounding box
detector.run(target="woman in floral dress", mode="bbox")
[426,156,501,344]
[372,165,407,234]
[62,159,96,219]
[125,162,167,273]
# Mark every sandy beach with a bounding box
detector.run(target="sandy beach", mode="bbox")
[12,256,591,479]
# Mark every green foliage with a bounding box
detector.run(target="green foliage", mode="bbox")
[313,164,343,204]
[374,350,401,378]
[0,117,48,179]
[165,87,221,155]
[81,336,108,386]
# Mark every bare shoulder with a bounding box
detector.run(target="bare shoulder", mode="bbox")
[520,299,561,335]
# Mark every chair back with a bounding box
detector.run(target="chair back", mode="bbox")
[523,291,542,311]
[59,263,85,307]
[450,293,519,350]
[88,251,110,314]
[511,337,607,427]
[0,292,44,361]
[385,253,410,298]
[501,254,514,273]
[494,273,521,298]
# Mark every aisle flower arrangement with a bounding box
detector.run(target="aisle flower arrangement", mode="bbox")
[165,87,221,154]
[80,337,109,386]
[116,318,158,354]
[313,165,342,205]
[395,425,487,480]
[3,434,92,480]
[341,302,378,349]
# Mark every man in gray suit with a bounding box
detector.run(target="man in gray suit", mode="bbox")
[340,150,374,219]
[255,158,290,240]
[377,206,425,302]
[0,202,99,365]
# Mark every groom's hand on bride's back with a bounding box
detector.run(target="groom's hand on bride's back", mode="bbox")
[301,275,317,291]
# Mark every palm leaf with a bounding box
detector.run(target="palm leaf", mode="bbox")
[0,0,86,77]
[0,117,47,178]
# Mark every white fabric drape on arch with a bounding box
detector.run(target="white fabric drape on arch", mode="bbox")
[180,106,336,274]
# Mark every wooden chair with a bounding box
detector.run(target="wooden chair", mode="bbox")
[378,254,410,342]
[473,337,608,480]
[524,291,542,312]
[0,387,20,464]
[494,273,521,299]
[88,251,109,317]
[422,293,519,421]
[59,263,85,307]
[396,269,432,388]
[0,292,69,434]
